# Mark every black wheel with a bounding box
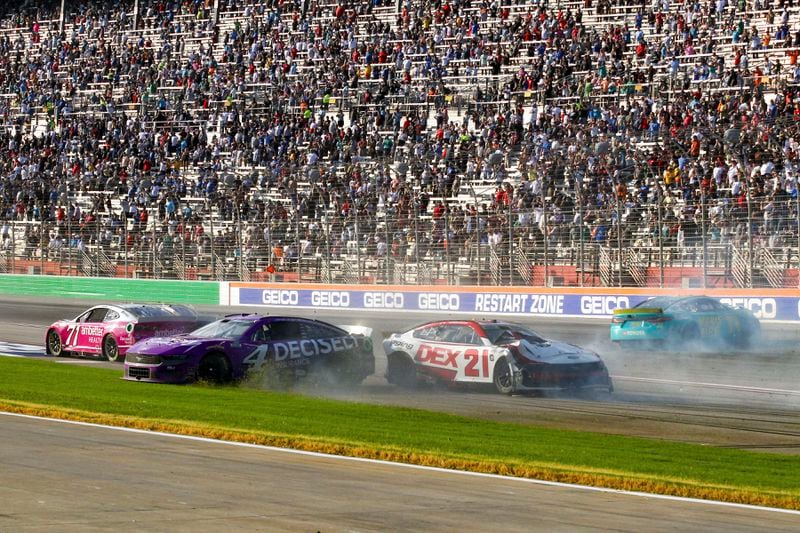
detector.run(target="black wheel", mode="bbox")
[675,323,700,350]
[102,335,121,362]
[197,353,232,384]
[46,329,62,357]
[386,353,417,388]
[493,358,514,395]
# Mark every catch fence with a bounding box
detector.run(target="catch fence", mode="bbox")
[1,192,798,289]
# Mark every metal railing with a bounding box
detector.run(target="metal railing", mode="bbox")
[0,195,798,289]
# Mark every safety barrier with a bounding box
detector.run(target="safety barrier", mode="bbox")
[221,283,800,323]
[0,274,795,322]
[0,274,220,305]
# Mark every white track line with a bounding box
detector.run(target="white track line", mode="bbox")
[1,411,798,516]
[615,376,800,396]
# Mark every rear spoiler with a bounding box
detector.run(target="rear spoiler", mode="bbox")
[339,325,374,338]
[612,308,663,315]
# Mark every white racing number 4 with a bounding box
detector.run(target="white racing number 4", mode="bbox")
[242,345,270,370]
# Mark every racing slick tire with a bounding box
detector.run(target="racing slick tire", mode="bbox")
[675,322,700,350]
[493,357,514,395]
[46,329,63,357]
[102,335,121,362]
[198,353,232,384]
[386,353,417,388]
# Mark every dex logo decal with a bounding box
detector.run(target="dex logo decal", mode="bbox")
[415,344,459,368]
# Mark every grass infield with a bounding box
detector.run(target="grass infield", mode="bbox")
[1,357,798,510]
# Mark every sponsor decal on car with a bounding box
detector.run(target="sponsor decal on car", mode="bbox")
[242,336,357,370]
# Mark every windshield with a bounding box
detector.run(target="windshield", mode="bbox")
[123,304,197,318]
[190,319,252,339]
[482,323,546,345]
[634,297,676,310]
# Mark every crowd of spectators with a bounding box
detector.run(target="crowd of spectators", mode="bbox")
[0,0,799,284]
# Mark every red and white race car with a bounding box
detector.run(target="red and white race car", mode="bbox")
[383,320,612,395]
[45,304,209,362]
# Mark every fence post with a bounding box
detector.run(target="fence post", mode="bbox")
[616,195,623,287]
[413,207,420,285]
[701,187,707,289]
[657,199,664,288]
[578,188,584,287]
[507,203,513,286]
[237,201,243,281]
[295,213,301,282]
[265,207,271,270]
[124,213,129,278]
[40,221,44,275]
[746,188,754,288]
[472,189,481,286]
[151,210,156,279]
[67,196,72,276]
[10,222,15,274]
[385,210,391,284]
[355,205,361,283]
[210,207,215,279]
[96,213,101,277]
[542,183,548,287]
[445,203,452,285]
[326,213,332,282]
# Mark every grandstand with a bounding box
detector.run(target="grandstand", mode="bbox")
[0,0,798,287]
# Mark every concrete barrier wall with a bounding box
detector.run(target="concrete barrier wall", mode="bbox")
[221,282,800,323]
[1,275,796,323]
[0,274,220,305]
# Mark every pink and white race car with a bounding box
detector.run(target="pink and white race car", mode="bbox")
[45,304,209,362]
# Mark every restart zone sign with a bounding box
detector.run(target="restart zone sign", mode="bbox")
[231,286,800,321]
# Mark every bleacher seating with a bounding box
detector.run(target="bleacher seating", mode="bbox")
[0,0,797,287]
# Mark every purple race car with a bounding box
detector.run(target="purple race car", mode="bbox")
[123,314,375,385]
[46,304,208,362]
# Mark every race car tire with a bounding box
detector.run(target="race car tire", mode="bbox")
[102,335,121,362]
[386,352,417,388]
[46,329,62,357]
[198,353,232,384]
[675,322,700,349]
[493,357,514,395]
[727,317,759,349]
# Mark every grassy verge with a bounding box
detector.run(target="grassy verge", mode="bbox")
[1,357,798,509]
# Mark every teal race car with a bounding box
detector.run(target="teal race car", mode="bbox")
[610,296,760,349]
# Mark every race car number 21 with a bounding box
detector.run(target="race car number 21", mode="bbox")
[464,348,490,378]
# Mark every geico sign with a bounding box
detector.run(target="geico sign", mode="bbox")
[418,293,460,311]
[364,292,404,308]
[311,291,350,307]
[262,290,298,305]
[719,297,776,319]
[580,296,630,315]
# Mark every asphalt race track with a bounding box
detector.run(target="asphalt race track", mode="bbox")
[2,296,800,529]
[1,296,800,453]
[2,413,799,532]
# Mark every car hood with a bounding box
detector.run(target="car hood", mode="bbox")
[510,339,601,365]
[130,335,224,356]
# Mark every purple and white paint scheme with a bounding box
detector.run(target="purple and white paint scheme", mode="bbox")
[123,314,375,385]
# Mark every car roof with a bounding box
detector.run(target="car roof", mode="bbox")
[218,314,338,324]
[116,303,198,318]
[413,319,519,328]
